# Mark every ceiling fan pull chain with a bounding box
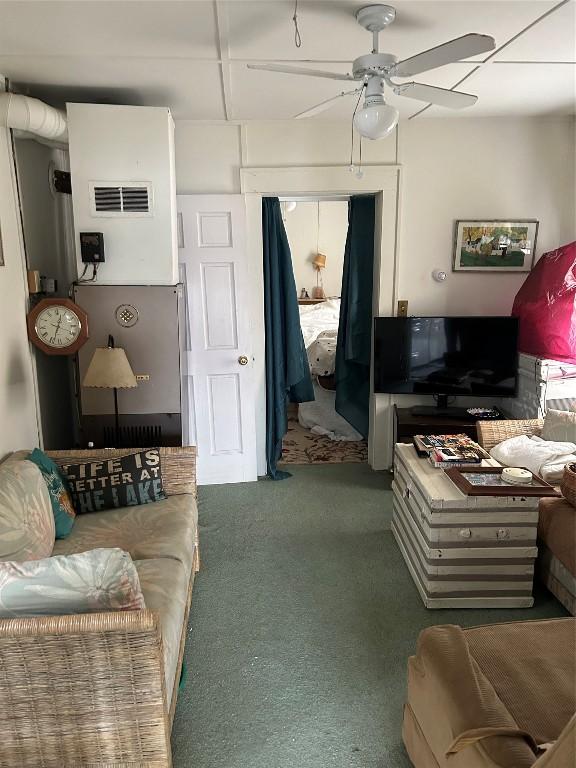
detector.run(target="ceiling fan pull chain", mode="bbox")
[293,0,302,48]
[349,122,355,171]
[349,84,366,172]
[357,135,364,179]
[349,88,360,170]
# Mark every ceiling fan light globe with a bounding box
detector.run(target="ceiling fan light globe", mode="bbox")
[353,102,399,140]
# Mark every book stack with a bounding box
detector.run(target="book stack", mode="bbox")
[413,434,490,468]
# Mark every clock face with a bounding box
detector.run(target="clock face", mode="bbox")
[35,305,82,349]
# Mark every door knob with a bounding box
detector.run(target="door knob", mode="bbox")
[238,355,249,366]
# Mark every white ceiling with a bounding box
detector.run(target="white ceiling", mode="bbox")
[0,0,574,122]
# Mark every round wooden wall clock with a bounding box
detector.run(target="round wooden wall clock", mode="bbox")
[27,298,89,355]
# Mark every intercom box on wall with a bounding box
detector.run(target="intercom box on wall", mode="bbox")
[80,232,105,263]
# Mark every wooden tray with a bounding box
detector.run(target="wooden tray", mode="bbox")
[444,466,561,497]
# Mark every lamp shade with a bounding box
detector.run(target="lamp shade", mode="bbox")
[82,347,137,389]
[354,101,399,140]
[313,253,327,269]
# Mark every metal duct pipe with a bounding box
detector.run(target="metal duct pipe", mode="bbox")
[0,92,68,142]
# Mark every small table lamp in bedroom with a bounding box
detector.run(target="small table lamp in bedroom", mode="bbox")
[82,334,137,446]
[312,252,326,300]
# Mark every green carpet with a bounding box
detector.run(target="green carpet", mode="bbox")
[172,464,567,768]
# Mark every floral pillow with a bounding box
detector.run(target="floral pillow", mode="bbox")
[27,448,75,539]
[0,548,145,617]
[0,456,55,562]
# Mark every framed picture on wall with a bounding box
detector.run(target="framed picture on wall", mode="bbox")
[453,219,539,272]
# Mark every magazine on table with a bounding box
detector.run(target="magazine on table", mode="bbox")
[413,434,490,468]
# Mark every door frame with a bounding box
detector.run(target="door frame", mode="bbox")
[240,165,401,474]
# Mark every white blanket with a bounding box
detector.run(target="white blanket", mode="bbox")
[490,435,576,483]
[299,298,341,349]
[298,381,363,442]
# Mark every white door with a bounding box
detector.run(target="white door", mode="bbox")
[178,195,258,485]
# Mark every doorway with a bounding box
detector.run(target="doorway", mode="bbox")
[177,184,393,484]
[242,164,400,477]
[279,195,370,466]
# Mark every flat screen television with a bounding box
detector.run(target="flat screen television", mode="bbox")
[373,316,518,412]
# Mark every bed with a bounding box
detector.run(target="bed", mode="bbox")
[298,299,363,442]
[299,298,340,377]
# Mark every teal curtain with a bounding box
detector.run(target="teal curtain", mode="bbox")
[335,195,376,439]
[263,197,314,480]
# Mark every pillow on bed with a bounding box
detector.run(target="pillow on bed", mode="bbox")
[308,330,338,376]
[490,435,576,483]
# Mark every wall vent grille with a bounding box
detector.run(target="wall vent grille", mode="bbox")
[103,424,162,447]
[90,182,152,217]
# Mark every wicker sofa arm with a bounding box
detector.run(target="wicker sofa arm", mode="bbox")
[476,419,544,452]
[48,445,197,497]
[0,610,172,768]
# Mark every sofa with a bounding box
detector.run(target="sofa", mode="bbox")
[0,446,199,768]
[477,418,576,615]
[403,618,576,768]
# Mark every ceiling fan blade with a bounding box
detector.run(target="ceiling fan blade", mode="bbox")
[390,33,495,78]
[393,82,477,109]
[295,88,363,119]
[247,63,355,81]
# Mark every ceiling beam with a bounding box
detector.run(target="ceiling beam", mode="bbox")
[214,1,233,121]
[0,54,571,65]
[408,0,574,120]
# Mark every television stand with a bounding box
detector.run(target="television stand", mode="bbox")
[394,405,481,448]
[410,405,468,419]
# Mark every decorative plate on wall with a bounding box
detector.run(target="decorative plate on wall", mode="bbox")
[115,304,139,328]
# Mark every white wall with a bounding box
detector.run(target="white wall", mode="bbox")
[397,117,576,316]
[283,200,348,298]
[174,117,574,319]
[0,83,39,457]
[174,120,398,194]
[174,120,575,310]
[175,121,241,194]
[244,121,397,168]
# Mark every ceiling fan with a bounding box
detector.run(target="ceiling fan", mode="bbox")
[247,4,495,139]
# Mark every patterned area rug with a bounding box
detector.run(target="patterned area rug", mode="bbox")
[280,414,368,465]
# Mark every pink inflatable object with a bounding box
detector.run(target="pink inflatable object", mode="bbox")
[512,241,576,364]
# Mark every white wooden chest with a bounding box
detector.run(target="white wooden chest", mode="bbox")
[392,443,539,609]
[507,352,576,418]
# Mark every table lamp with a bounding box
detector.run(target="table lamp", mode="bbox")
[82,334,137,446]
[312,252,326,299]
